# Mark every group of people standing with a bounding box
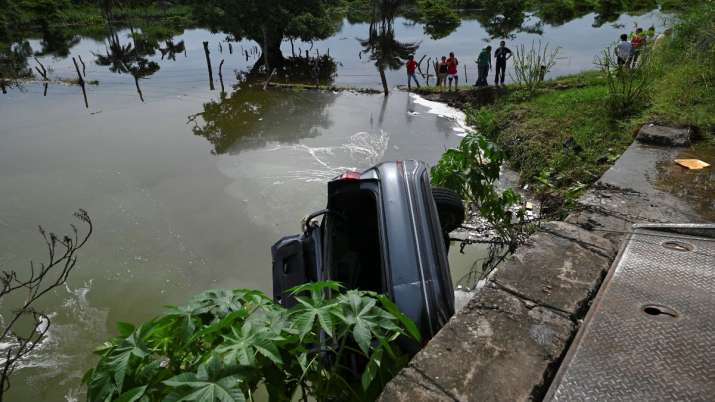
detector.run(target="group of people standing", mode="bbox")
[405,41,514,91]
[406,52,460,90]
[615,25,656,68]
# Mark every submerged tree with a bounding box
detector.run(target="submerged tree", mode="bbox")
[417,0,461,40]
[0,41,33,94]
[359,0,419,95]
[94,30,160,102]
[188,82,336,155]
[195,0,342,72]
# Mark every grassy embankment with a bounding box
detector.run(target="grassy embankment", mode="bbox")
[424,1,715,208]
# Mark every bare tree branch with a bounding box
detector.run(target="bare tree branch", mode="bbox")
[0,210,92,401]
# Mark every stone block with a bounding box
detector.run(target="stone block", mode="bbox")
[636,124,691,147]
[565,210,631,249]
[491,222,613,316]
[379,367,455,402]
[380,286,574,402]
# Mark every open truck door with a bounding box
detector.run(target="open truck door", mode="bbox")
[271,220,323,308]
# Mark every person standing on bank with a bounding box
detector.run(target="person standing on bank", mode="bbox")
[437,56,449,90]
[615,33,632,67]
[629,27,646,67]
[475,46,491,87]
[406,55,420,90]
[447,52,459,91]
[494,41,512,86]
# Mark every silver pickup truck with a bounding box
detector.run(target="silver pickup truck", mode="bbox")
[272,160,464,346]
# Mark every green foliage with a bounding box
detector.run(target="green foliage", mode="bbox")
[510,40,561,97]
[647,0,715,131]
[595,47,654,118]
[194,0,342,67]
[430,129,526,243]
[416,0,461,40]
[84,282,418,402]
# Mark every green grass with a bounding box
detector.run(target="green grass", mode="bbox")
[442,2,715,205]
[471,73,634,202]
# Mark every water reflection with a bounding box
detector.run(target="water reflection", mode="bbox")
[359,1,419,94]
[188,84,337,155]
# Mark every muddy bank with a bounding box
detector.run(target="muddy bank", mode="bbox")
[412,86,502,110]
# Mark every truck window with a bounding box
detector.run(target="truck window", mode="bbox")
[326,187,383,292]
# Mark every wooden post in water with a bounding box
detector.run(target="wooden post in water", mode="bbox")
[78,55,87,77]
[425,58,431,86]
[202,41,215,90]
[72,57,88,108]
[463,64,468,85]
[218,42,223,53]
[218,59,225,95]
[34,57,49,96]
[228,42,233,54]
[263,68,276,90]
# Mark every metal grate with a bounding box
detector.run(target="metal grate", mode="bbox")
[546,224,715,401]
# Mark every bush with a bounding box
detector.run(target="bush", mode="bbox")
[83,282,419,402]
[594,47,654,118]
[647,1,715,131]
[510,40,561,97]
[430,131,526,245]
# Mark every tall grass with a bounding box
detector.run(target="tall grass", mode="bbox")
[647,1,715,131]
[509,40,561,97]
[595,47,654,118]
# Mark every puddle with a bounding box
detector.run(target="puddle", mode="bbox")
[655,141,715,221]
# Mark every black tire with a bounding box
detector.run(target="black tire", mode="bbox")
[432,186,465,234]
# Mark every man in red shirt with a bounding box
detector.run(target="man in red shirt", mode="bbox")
[406,55,420,90]
[447,52,459,91]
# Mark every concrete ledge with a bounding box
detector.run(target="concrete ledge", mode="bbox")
[380,132,710,402]
[381,285,574,402]
[491,221,614,317]
[636,124,691,147]
[379,221,613,402]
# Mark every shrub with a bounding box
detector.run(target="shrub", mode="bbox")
[509,40,561,97]
[83,281,419,402]
[431,131,527,247]
[594,47,654,118]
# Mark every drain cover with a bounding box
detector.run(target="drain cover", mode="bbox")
[546,224,715,401]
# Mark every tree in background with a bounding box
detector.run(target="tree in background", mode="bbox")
[195,0,342,72]
[359,0,419,95]
[417,0,461,40]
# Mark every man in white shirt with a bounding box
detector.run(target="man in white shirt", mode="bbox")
[615,34,632,67]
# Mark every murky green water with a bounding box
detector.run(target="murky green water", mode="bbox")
[0,9,665,401]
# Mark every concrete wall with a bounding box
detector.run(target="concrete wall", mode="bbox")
[380,127,709,401]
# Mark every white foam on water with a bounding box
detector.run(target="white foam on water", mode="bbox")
[409,93,474,137]
[263,130,390,183]
[0,280,109,397]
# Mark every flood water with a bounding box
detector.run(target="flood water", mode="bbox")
[0,10,665,401]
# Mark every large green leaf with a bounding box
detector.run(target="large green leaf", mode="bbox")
[115,385,147,402]
[376,294,421,342]
[293,297,335,338]
[216,323,283,367]
[163,373,245,402]
[361,347,384,391]
[107,327,151,393]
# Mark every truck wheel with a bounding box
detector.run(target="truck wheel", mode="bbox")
[432,187,465,234]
